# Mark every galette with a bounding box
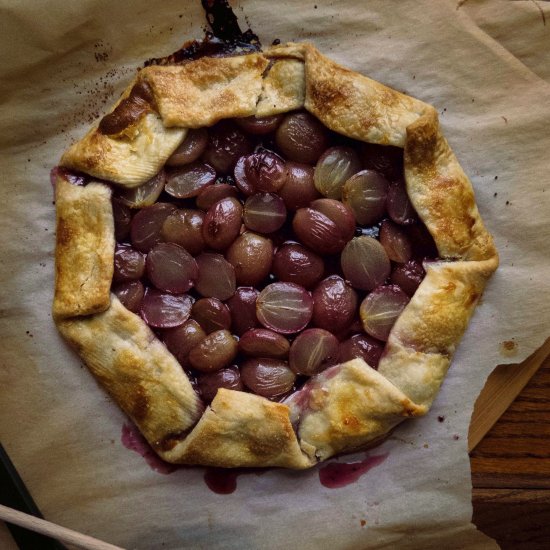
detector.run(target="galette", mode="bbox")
[53,42,498,468]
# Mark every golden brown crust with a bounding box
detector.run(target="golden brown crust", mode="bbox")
[404,109,498,261]
[56,296,203,447]
[54,43,497,468]
[161,389,313,469]
[286,359,426,461]
[53,177,114,319]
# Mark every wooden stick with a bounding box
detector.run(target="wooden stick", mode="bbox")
[468,337,550,451]
[0,504,124,550]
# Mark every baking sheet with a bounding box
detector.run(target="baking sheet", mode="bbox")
[1,0,550,548]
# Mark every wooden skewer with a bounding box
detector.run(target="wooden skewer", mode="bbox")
[0,504,125,550]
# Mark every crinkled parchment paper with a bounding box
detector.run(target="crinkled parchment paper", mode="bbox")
[1,0,550,548]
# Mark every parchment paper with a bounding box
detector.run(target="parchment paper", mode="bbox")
[1,0,550,548]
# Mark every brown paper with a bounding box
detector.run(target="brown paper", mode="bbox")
[2,0,550,548]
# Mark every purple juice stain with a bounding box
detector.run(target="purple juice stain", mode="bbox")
[318,453,389,489]
[204,467,267,495]
[121,422,180,475]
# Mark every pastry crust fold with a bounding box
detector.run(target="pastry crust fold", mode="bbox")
[54,43,498,468]
[53,177,114,319]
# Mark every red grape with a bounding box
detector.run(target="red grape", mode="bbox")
[342,169,389,225]
[272,243,324,289]
[166,128,208,166]
[243,193,287,234]
[289,328,339,376]
[146,242,198,294]
[341,236,391,291]
[202,197,243,250]
[275,112,329,164]
[256,282,313,334]
[140,289,192,329]
[241,358,296,399]
[197,366,243,403]
[188,329,238,372]
[130,202,176,253]
[338,333,384,368]
[226,232,273,286]
[195,253,236,301]
[359,285,409,341]
[192,298,232,334]
[165,162,216,199]
[312,275,358,333]
[239,328,290,359]
[225,287,259,336]
[314,146,361,199]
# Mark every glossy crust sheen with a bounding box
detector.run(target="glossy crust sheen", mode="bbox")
[54,43,497,468]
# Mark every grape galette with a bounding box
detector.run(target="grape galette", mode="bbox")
[53,43,498,468]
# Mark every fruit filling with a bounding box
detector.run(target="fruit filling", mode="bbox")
[74,110,439,403]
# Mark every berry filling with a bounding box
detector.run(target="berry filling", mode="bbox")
[68,110,439,404]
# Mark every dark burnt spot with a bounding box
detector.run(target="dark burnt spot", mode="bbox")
[98,80,155,136]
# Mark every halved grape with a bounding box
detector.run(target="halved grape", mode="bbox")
[240,358,296,399]
[272,243,324,289]
[130,202,176,253]
[140,289,192,329]
[166,128,208,166]
[235,114,283,135]
[202,121,253,174]
[202,197,243,250]
[192,298,232,334]
[196,183,239,210]
[379,219,412,263]
[275,112,329,164]
[165,162,216,199]
[310,198,355,242]
[387,179,417,225]
[278,162,320,211]
[312,275,358,333]
[361,143,404,182]
[226,232,273,286]
[117,170,165,208]
[256,282,313,334]
[226,287,259,336]
[314,146,361,199]
[390,259,425,296]
[289,328,339,376]
[244,150,287,193]
[161,208,205,256]
[162,319,207,366]
[293,207,349,255]
[239,328,290,359]
[359,285,409,341]
[338,333,384,368]
[341,236,391,291]
[146,242,198,294]
[195,253,236,300]
[342,169,389,225]
[113,244,145,282]
[112,198,132,242]
[197,366,243,403]
[243,193,287,234]
[113,280,144,313]
[188,329,238,372]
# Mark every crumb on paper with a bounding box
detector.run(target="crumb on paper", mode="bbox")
[500,339,518,357]
[438,415,445,422]
[453,435,460,441]
[360,519,366,527]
